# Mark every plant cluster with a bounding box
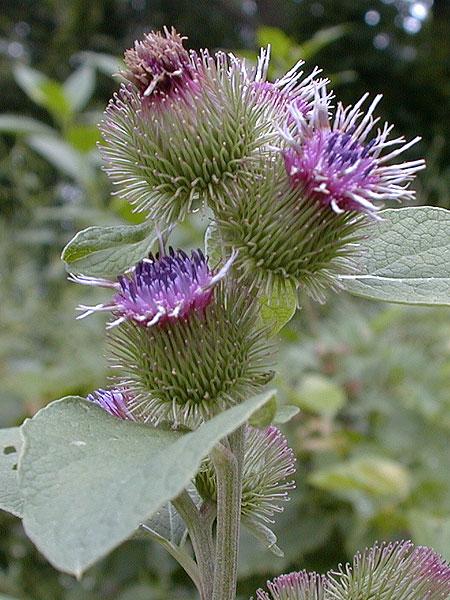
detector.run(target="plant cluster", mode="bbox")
[0,27,449,600]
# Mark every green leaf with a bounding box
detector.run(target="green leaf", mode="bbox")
[310,456,411,499]
[339,207,450,306]
[248,392,277,427]
[27,135,94,185]
[242,516,284,557]
[61,221,155,277]
[408,510,450,561]
[0,114,55,136]
[259,286,297,336]
[142,502,186,547]
[257,27,292,60]
[273,404,300,424]
[78,51,123,77]
[0,428,23,517]
[298,25,349,60]
[14,65,72,122]
[290,374,347,417]
[65,124,100,153]
[19,390,275,576]
[63,65,95,112]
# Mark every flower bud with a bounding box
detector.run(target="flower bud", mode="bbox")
[100,29,323,223]
[196,425,295,525]
[256,541,450,600]
[327,541,450,600]
[256,571,324,600]
[72,249,273,428]
[214,91,425,301]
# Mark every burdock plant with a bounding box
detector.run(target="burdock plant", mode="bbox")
[1,28,450,600]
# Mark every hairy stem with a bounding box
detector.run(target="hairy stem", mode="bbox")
[173,490,215,600]
[211,426,245,600]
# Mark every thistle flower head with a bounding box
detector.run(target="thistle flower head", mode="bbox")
[109,284,273,428]
[255,541,450,600]
[214,91,425,301]
[283,92,425,216]
[72,249,273,428]
[196,425,295,524]
[100,30,324,223]
[86,388,134,420]
[121,27,196,102]
[71,247,233,329]
[327,540,450,600]
[256,571,325,600]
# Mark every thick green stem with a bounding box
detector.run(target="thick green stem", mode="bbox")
[211,426,245,600]
[173,491,215,600]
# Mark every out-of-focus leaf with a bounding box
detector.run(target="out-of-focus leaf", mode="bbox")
[0,114,54,136]
[14,65,72,122]
[26,135,94,185]
[290,374,347,417]
[65,124,100,153]
[298,25,349,60]
[259,286,297,336]
[273,404,300,424]
[63,65,95,112]
[248,392,277,427]
[310,457,411,499]
[61,221,155,277]
[339,207,450,306]
[77,51,124,77]
[257,27,293,60]
[19,391,274,576]
[0,428,23,517]
[408,511,450,561]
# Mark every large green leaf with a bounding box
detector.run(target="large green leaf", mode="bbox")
[61,222,155,277]
[19,391,274,576]
[0,428,23,517]
[339,207,450,306]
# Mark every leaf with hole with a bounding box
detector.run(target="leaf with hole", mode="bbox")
[0,428,23,517]
[19,390,275,576]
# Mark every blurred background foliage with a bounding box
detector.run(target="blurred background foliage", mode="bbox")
[0,1,449,598]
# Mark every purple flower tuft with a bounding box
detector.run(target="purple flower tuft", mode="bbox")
[87,388,134,420]
[250,55,326,118]
[121,27,199,105]
[71,248,235,328]
[411,545,450,593]
[256,570,325,600]
[283,91,425,217]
